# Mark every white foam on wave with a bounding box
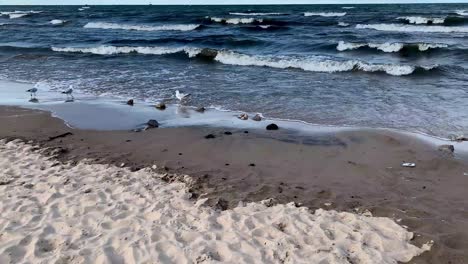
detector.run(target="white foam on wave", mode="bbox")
[84,22,200,31]
[356,23,468,33]
[50,19,66,25]
[52,45,434,76]
[51,45,201,57]
[208,17,263,24]
[337,41,448,52]
[0,11,41,19]
[397,16,445,24]
[338,22,350,27]
[456,10,468,16]
[0,139,432,264]
[229,12,283,16]
[304,12,346,17]
[342,6,355,9]
[214,50,427,76]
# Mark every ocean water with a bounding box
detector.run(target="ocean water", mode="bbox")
[0,4,468,137]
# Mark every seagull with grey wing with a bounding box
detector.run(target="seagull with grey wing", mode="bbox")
[26,83,39,98]
[62,85,74,100]
[175,90,191,103]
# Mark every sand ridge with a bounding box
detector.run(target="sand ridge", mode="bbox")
[0,139,430,263]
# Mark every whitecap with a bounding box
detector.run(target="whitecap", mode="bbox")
[455,10,468,16]
[50,19,66,25]
[338,22,350,27]
[84,22,200,31]
[304,12,346,17]
[342,7,355,9]
[397,16,445,24]
[208,17,263,24]
[337,41,448,52]
[356,23,468,33]
[229,12,283,16]
[0,11,41,19]
[51,45,201,57]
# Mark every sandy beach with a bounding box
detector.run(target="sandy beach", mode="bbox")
[0,105,467,263]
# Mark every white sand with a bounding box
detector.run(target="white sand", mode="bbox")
[0,139,431,263]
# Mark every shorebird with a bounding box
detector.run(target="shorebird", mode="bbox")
[62,86,74,99]
[175,90,191,102]
[26,87,37,98]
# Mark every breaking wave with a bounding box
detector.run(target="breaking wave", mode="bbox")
[304,12,346,17]
[50,19,66,25]
[207,17,264,25]
[0,11,41,19]
[337,41,448,53]
[338,22,350,27]
[397,16,445,25]
[356,23,468,33]
[83,22,201,31]
[51,45,437,76]
[229,12,284,16]
[455,10,468,16]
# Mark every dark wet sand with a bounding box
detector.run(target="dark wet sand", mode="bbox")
[1,106,467,264]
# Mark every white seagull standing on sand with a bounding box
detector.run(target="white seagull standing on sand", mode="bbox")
[62,85,74,99]
[175,90,191,102]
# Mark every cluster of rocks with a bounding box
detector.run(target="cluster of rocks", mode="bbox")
[238,113,263,121]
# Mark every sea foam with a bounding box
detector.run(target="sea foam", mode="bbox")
[84,22,200,31]
[208,17,263,24]
[356,23,468,33]
[337,41,448,52]
[229,12,284,16]
[304,12,346,17]
[0,10,41,19]
[397,16,445,24]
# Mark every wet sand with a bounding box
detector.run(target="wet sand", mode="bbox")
[1,106,468,263]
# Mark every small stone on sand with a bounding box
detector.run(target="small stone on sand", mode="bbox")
[126,99,134,106]
[155,103,166,110]
[239,113,248,120]
[205,134,216,139]
[266,123,279,130]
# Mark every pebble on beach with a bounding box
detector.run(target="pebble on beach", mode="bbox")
[239,113,248,120]
[252,114,262,121]
[155,102,166,110]
[205,134,216,139]
[195,107,206,113]
[127,99,134,106]
[438,144,455,154]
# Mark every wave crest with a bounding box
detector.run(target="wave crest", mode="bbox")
[397,16,445,25]
[207,17,264,25]
[51,45,436,76]
[50,19,66,25]
[229,12,284,16]
[337,41,448,53]
[0,10,41,19]
[83,22,201,32]
[304,12,346,17]
[356,23,468,33]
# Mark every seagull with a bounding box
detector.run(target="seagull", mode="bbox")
[175,90,191,102]
[62,86,74,99]
[26,87,37,98]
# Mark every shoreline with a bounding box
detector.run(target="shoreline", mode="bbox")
[1,105,468,263]
[1,79,468,157]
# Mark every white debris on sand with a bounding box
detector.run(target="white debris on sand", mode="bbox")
[0,139,431,263]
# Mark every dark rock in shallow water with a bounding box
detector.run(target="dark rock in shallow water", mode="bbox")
[224,131,232,135]
[147,119,159,128]
[127,99,134,106]
[215,198,229,211]
[238,113,249,120]
[196,48,218,60]
[252,114,262,121]
[205,134,216,139]
[155,102,166,110]
[438,144,455,153]
[195,107,206,113]
[266,123,279,130]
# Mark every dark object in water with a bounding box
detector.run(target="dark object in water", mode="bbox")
[195,106,206,113]
[155,102,166,110]
[266,123,279,130]
[127,99,134,106]
[48,132,73,141]
[205,134,216,139]
[224,131,232,135]
[147,119,159,128]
